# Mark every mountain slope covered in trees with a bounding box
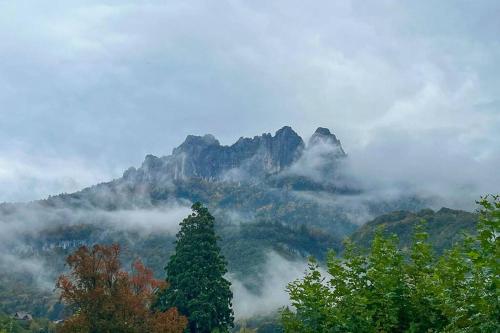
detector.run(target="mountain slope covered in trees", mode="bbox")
[350,207,477,253]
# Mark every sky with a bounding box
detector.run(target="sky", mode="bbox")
[0,0,499,204]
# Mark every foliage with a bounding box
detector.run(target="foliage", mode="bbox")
[157,203,234,333]
[56,244,187,333]
[282,196,500,332]
[0,313,56,333]
[350,207,477,253]
[434,195,499,331]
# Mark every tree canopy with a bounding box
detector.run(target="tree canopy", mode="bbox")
[282,195,499,332]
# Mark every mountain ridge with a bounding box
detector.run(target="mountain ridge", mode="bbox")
[349,207,477,253]
[123,126,345,183]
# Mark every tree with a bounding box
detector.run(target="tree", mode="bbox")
[404,223,446,332]
[284,231,411,333]
[157,202,234,333]
[435,195,499,331]
[281,196,500,332]
[56,244,187,333]
[282,257,332,333]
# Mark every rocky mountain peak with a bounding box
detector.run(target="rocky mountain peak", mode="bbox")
[173,134,220,155]
[309,127,346,156]
[125,126,345,182]
[315,126,334,136]
[309,127,338,144]
[275,125,298,138]
[141,154,163,171]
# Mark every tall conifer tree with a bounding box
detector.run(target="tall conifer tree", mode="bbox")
[158,202,234,333]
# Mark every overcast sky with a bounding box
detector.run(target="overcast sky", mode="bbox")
[0,0,499,204]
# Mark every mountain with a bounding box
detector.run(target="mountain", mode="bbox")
[0,126,431,320]
[308,127,346,156]
[124,126,306,182]
[350,207,477,253]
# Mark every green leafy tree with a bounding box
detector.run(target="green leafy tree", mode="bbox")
[282,196,500,333]
[435,195,499,331]
[157,203,234,333]
[283,231,408,333]
[365,231,408,332]
[404,222,446,332]
[282,258,331,333]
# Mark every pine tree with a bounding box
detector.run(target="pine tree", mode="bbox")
[157,202,234,333]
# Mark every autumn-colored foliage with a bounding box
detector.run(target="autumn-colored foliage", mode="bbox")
[56,244,187,333]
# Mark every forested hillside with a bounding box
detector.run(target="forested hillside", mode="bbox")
[350,207,477,253]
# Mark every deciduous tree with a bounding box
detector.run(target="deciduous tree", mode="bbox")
[282,196,500,332]
[57,244,187,333]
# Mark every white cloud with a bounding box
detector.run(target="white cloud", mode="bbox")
[101,205,191,235]
[0,201,191,290]
[0,147,114,202]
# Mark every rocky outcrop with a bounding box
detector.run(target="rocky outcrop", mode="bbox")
[124,126,345,182]
[308,127,346,156]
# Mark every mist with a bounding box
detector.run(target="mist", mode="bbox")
[0,200,191,291]
[230,252,308,320]
[0,147,120,203]
[342,129,500,210]
[283,129,499,212]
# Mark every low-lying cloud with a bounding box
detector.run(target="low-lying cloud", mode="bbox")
[0,200,191,290]
[342,129,500,210]
[286,140,345,183]
[100,206,191,235]
[282,126,499,212]
[0,203,190,239]
[230,251,308,320]
[0,147,117,203]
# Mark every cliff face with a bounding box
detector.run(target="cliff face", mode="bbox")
[125,126,345,182]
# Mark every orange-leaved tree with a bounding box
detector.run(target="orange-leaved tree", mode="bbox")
[56,244,187,333]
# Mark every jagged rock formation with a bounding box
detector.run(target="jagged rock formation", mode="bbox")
[124,126,345,183]
[309,127,346,156]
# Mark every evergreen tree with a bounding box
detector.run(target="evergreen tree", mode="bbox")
[158,202,234,333]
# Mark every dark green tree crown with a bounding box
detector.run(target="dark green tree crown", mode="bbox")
[159,202,234,333]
